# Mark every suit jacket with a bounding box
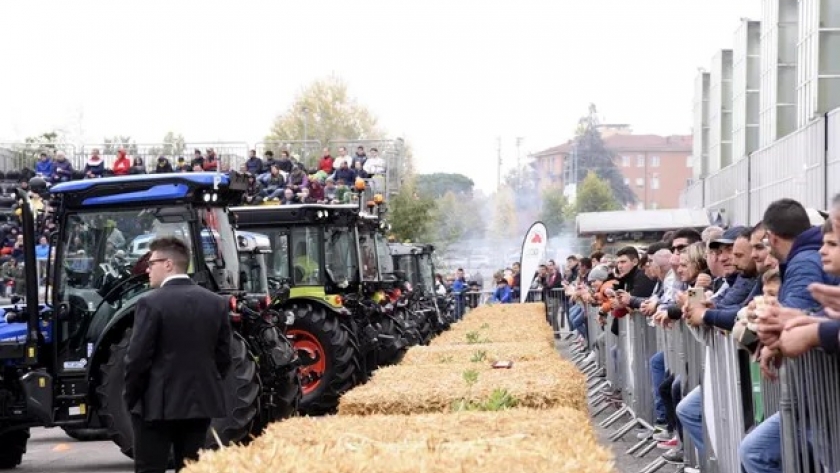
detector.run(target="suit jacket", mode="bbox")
[123,278,232,421]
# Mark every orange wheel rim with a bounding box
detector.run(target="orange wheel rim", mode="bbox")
[287,329,327,395]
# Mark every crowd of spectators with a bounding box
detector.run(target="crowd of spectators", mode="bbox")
[26,145,388,207]
[555,195,840,472]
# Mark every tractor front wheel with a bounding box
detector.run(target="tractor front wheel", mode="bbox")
[287,304,357,415]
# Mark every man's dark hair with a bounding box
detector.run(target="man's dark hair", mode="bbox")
[672,228,702,244]
[567,255,578,262]
[646,242,670,255]
[616,246,640,261]
[661,231,676,244]
[736,227,753,240]
[822,218,834,235]
[590,251,604,261]
[149,237,190,272]
[579,257,593,270]
[750,221,765,236]
[762,198,812,240]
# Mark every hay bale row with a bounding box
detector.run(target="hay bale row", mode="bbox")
[433,303,554,346]
[183,408,615,473]
[337,360,586,416]
[402,341,558,366]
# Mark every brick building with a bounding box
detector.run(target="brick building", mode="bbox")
[531,125,693,210]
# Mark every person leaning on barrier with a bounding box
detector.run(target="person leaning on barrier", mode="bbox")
[683,226,759,330]
[738,198,840,473]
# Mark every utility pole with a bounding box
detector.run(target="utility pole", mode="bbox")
[515,137,523,191]
[496,136,502,191]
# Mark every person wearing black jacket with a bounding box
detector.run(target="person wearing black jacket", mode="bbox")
[124,237,232,473]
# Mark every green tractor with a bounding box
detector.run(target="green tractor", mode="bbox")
[230,202,413,415]
[389,242,454,342]
[0,172,302,468]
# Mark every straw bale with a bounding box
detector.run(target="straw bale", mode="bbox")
[431,318,554,346]
[337,359,586,416]
[402,341,559,366]
[183,408,615,473]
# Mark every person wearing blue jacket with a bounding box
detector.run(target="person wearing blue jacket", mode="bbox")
[34,153,53,178]
[491,278,512,304]
[739,198,840,473]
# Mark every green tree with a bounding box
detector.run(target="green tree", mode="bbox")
[569,104,636,205]
[539,185,570,234]
[416,173,475,199]
[389,178,437,243]
[575,170,621,214]
[491,186,519,241]
[430,191,486,251]
[266,75,385,146]
[102,136,137,155]
[147,132,187,158]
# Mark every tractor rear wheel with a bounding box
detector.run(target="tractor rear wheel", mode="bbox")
[287,304,357,415]
[97,328,261,459]
[0,428,28,469]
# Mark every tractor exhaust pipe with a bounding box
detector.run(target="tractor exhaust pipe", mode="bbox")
[16,177,47,366]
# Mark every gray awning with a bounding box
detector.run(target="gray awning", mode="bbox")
[576,209,711,236]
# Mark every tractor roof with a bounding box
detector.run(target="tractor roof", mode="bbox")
[231,203,360,227]
[49,172,249,209]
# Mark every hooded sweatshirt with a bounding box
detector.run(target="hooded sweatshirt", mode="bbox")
[113,150,131,176]
[779,226,840,311]
[35,158,53,176]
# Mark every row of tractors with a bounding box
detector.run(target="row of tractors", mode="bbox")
[0,171,456,468]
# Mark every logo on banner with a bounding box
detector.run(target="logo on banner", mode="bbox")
[530,233,543,244]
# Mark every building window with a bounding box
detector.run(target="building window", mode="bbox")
[621,155,629,167]
[635,178,644,187]
[636,155,645,167]
[686,155,693,167]
[651,155,660,167]
[651,177,660,190]
[623,177,630,186]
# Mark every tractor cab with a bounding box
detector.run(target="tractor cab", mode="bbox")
[0,172,250,467]
[389,242,437,297]
[231,204,363,306]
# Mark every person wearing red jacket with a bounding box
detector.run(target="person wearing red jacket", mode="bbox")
[113,149,131,176]
[318,148,334,173]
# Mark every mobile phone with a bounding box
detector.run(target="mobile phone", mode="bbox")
[687,288,705,304]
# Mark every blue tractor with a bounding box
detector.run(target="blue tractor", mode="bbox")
[0,172,290,468]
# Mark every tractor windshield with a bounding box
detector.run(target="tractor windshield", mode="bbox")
[417,253,435,291]
[239,252,269,294]
[393,255,418,286]
[374,233,395,277]
[324,226,359,285]
[55,208,196,301]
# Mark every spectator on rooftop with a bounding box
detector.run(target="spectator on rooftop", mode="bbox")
[276,151,293,174]
[333,147,351,170]
[322,178,337,203]
[242,174,262,205]
[318,148,334,174]
[287,166,309,193]
[112,148,131,176]
[174,157,190,172]
[129,157,146,175]
[363,147,386,176]
[354,161,369,179]
[203,148,218,171]
[353,146,367,168]
[245,150,263,175]
[50,152,73,184]
[259,165,286,202]
[35,153,53,178]
[190,149,204,170]
[333,160,356,184]
[84,148,105,179]
[155,156,174,173]
[280,188,298,205]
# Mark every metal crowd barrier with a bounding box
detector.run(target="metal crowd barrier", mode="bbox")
[780,350,840,473]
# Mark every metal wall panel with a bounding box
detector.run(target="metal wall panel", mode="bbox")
[703,157,750,225]
[797,0,840,128]
[826,109,840,200]
[681,180,705,209]
[760,0,780,147]
[693,72,711,179]
[749,116,826,221]
[734,20,762,161]
[709,50,735,174]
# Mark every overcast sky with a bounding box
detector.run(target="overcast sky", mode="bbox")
[0,0,760,192]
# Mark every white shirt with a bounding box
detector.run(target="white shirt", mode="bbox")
[161,274,191,287]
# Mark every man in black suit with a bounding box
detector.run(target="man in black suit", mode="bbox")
[124,236,232,473]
